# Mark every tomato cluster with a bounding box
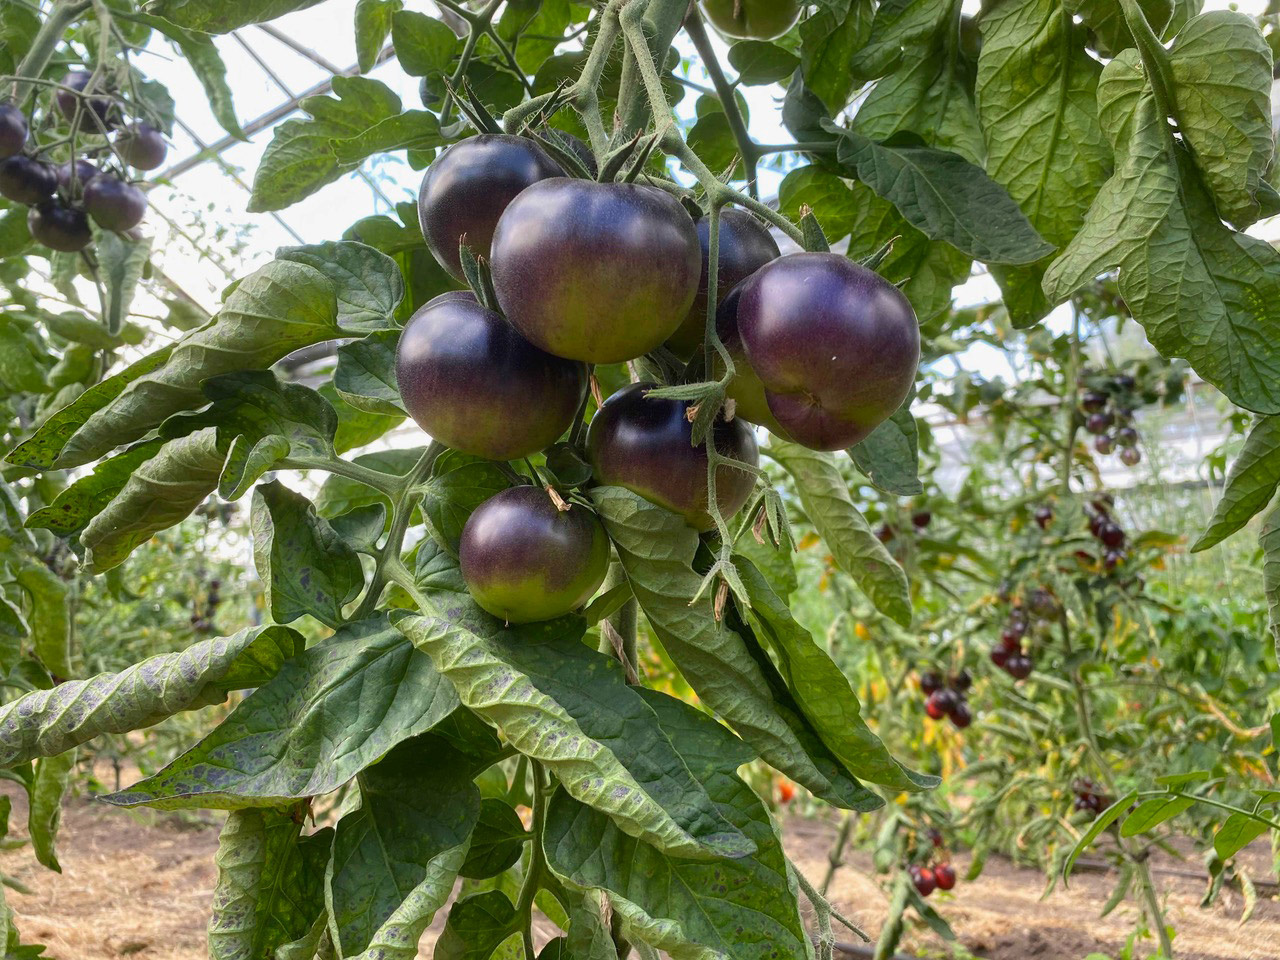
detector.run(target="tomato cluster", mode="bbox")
[919,670,972,729]
[1085,497,1129,571]
[1071,779,1111,819]
[1081,373,1142,468]
[909,861,956,897]
[0,75,163,253]
[397,133,920,622]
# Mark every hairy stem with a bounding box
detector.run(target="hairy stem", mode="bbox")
[683,10,759,199]
[12,0,92,104]
[514,759,548,958]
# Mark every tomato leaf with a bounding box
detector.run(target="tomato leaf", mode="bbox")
[147,0,326,34]
[1193,416,1280,551]
[251,480,364,628]
[103,616,459,809]
[328,736,479,957]
[0,624,303,767]
[398,542,756,861]
[543,691,810,960]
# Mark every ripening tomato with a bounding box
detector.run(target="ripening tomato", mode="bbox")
[700,0,802,41]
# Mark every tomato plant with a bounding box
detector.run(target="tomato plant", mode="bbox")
[0,1,1279,959]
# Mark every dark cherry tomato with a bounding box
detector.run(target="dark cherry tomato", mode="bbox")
[459,486,609,623]
[700,0,802,40]
[1085,411,1113,435]
[1098,522,1125,548]
[115,122,168,170]
[1104,548,1125,570]
[56,71,115,128]
[667,208,779,358]
[716,282,790,435]
[951,669,972,693]
[949,702,972,729]
[83,175,147,231]
[586,382,758,531]
[1027,587,1059,619]
[1115,426,1139,447]
[876,523,895,544]
[0,103,27,159]
[912,510,932,529]
[1080,391,1108,413]
[912,866,937,897]
[1095,434,1115,454]
[56,159,97,194]
[395,292,587,460]
[919,671,943,695]
[0,155,57,204]
[418,134,564,281]
[1005,655,1034,680]
[1034,505,1053,529]
[1119,446,1141,467]
[735,252,919,450]
[27,201,91,252]
[492,179,700,363]
[1114,373,1136,390]
[926,689,958,718]
[989,645,1011,668]
[934,863,957,890]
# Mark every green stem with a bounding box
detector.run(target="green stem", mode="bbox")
[1141,791,1280,832]
[278,456,400,497]
[821,812,855,895]
[754,141,839,155]
[514,759,548,958]
[683,10,759,199]
[615,0,689,136]
[353,442,443,619]
[11,0,92,104]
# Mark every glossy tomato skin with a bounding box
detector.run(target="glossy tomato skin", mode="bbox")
[418,135,564,281]
[84,175,147,231]
[491,179,700,363]
[28,201,91,252]
[700,0,802,40]
[396,292,586,461]
[460,486,610,623]
[56,159,97,194]
[587,382,758,531]
[0,155,56,204]
[736,252,919,451]
[57,72,115,128]
[0,104,27,159]
[711,283,790,436]
[115,123,168,170]
[667,209,780,358]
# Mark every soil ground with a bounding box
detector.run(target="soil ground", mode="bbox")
[3,790,1277,960]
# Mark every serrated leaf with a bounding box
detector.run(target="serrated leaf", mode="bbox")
[250,77,444,212]
[847,395,921,496]
[976,0,1110,326]
[139,14,245,139]
[592,486,876,809]
[335,331,405,416]
[208,808,333,960]
[727,41,798,85]
[391,10,460,77]
[1194,417,1280,550]
[1065,0,1173,56]
[327,736,479,958]
[799,1,872,114]
[25,438,162,537]
[1043,52,1280,416]
[80,427,226,573]
[825,122,1053,265]
[460,798,526,880]
[103,616,459,810]
[850,0,952,81]
[736,558,935,792]
[544,690,812,960]
[420,451,512,554]
[1213,811,1271,860]
[252,480,364,628]
[1168,11,1274,228]
[1064,790,1138,882]
[4,344,172,469]
[58,242,399,468]
[436,891,517,960]
[1121,794,1194,837]
[94,231,150,335]
[397,545,755,861]
[147,0,326,34]
[355,0,402,73]
[768,441,912,626]
[0,623,301,766]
